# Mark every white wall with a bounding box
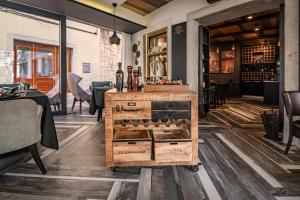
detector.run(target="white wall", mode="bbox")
[0,10,128,88]
[144,0,208,26]
[66,20,101,88]
[283,0,299,146]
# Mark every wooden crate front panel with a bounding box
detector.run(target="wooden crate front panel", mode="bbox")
[154,142,192,162]
[112,100,151,120]
[144,85,189,92]
[113,141,152,162]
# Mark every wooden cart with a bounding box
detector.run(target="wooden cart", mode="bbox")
[104,88,198,171]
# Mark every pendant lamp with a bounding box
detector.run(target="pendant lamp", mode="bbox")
[109,3,120,46]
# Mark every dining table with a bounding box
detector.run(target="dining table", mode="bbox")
[0,90,59,150]
[89,87,112,114]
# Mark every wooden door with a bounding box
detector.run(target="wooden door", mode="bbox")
[14,41,34,87]
[14,40,73,93]
[34,43,58,93]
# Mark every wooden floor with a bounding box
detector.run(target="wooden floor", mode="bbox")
[0,100,300,200]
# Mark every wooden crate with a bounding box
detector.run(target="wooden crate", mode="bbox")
[153,129,192,162]
[113,130,152,162]
[144,84,189,92]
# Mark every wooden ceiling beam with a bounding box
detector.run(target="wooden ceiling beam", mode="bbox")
[122,2,150,16]
[141,0,165,8]
[121,0,173,16]
[209,12,279,30]
[210,26,278,39]
[210,33,279,45]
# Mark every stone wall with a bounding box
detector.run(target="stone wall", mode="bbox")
[100,29,122,83]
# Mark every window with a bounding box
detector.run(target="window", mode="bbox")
[13,40,72,93]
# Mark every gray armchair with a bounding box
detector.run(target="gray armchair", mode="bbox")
[0,99,46,174]
[67,72,92,113]
[46,75,60,111]
[282,91,300,154]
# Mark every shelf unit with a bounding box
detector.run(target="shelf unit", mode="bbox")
[143,28,168,82]
[104,88,198,169]
[198,26,210,117]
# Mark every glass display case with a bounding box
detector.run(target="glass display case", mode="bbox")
[143,28,168,82]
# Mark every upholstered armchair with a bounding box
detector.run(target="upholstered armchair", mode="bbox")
[0,99,46,174]
[67,72,92,113]
[282,91,300,154]
[46,75,60,111]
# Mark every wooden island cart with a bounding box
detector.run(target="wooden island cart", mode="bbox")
[104,87,198,171]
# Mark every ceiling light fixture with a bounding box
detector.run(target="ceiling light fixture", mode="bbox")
[254,23,261,31]
[109,3,120,46]
[247,15,253,20]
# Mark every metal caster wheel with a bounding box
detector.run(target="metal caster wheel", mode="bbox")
[111,167,119,172]
[189,165,199,172]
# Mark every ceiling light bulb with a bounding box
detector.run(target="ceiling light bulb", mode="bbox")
[247,16,253,20]
[255,27,260,31]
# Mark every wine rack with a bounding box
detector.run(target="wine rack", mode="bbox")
[105,88,198,169]
[199,26,210,117]
[242,45,275,64]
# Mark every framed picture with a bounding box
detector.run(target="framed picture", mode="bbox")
[209,51,220,73]
[82,62,91,73]
[221,50,234,73]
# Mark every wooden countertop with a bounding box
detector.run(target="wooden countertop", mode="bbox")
[105,88,197,94]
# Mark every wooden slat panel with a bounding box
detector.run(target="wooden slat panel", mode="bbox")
[121,0,174,16]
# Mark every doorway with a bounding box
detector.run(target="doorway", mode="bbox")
[13,40,72,93]
[198,8,281,117]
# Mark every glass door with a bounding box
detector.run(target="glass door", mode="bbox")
[34,44,58,93]
[14,42,33,86]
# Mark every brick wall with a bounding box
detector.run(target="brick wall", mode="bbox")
[100,29,122,83]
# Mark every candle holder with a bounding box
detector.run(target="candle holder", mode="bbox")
[133,69,139,91]
[127,66,133,91]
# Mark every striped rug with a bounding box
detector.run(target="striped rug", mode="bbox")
[210,102,276,128]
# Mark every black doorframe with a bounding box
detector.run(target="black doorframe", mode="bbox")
[0,0,68,115]
[279,3,284,128]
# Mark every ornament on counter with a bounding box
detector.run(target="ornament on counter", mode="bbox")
[127,66,133,91]
[133,69,139,91]
[116,62,124,92]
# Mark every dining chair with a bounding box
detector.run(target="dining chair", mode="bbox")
[67,72,92,113]
[227,79,233,99]
[46,75,60,111]
[0,99,46,174]
[91,81,113,121]
[282,91,300,154]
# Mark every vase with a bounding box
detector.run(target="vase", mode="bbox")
[116,63,124,92]
[127,66,133,91]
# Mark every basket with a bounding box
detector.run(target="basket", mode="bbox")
[260,109,280,140]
